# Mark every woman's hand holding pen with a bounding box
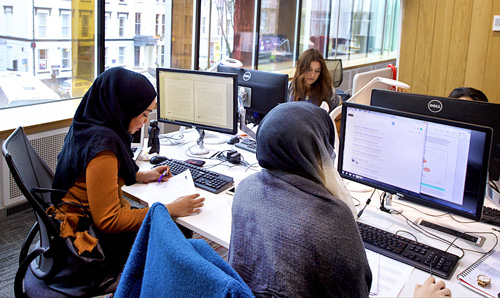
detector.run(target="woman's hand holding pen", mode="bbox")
[136,165,171,183]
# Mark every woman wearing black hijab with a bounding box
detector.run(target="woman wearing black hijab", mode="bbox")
[52,68,204,270]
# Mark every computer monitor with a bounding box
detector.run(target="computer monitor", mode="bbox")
[217,65,289,125]
[370,89,500,182]
[337,102,492,220]
[156,68,238,154]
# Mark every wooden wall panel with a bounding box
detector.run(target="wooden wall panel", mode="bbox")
[464,0,492,89]
[427,0,454,96]
[443,0,473,94]
[482,0,500,102]
[410,0,437,94]
[399,0,500,103]
[397,1,419,89]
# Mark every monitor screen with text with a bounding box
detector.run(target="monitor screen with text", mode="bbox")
[156,68,237,135]
[338,103,492,220]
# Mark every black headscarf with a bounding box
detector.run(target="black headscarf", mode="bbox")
[256,101,336,185]
[52,67,156,200]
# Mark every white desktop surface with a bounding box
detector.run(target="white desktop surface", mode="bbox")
[122,129,497,298]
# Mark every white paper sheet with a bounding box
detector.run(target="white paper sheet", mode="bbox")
[366,250,380,296]
[368,252,414,297]
[146,170,196,205]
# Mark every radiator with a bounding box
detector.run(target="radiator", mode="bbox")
[1,127,69,214]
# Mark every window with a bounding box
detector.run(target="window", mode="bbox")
[62,48,71,68]
[38,49,48,70]
[38,12,48,37]
[81,14,90,38]
[155,14,160,35]
[161,14,165,36]
[62,13,71,38]
[0,0,400,111]
[119,47,125,64]
[135,13,141,35]
[134,46,140,66]
[119,16,126,37]
[105,47,108,66]
[105,12,111,32]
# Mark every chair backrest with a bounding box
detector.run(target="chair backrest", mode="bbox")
[326,59,343,88]
[2,126,59,275]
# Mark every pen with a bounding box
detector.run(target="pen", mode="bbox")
[157,170,167,183]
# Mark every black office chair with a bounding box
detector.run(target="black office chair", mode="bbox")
[2,127,116,297]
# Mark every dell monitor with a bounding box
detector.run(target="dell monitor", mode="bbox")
[370,89,500,182]
[338,102,492,220]
[156,68,238,154]
[217,65,288,125]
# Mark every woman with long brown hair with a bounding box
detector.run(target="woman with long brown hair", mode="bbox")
[288,48,340,112]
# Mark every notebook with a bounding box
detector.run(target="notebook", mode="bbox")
[131,124,145,161]
[457,250,500,297]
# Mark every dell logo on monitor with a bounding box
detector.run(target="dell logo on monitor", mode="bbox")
[428,100,443,113]
[243,71,252,81]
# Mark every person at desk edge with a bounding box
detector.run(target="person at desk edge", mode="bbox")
[51,67,204,273]
[288,48,340,112]
[448,86,489,102]
[229,101,452,298]
[229,101,368,297]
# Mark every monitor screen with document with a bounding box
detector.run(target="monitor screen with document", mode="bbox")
[337,102,492,220]
[156,68,238,136]
[370,89,500,182]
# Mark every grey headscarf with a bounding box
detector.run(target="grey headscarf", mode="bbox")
[256,101,356,217]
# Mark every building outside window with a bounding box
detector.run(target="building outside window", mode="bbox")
[62,13,70,38]
[155,14,160,35]
[134,46,140,66]
[119,16,126,37]
[135,13,141,35]
[0,0,399,110]
[38,49,48,70]
[62,49,71,68]
[81,14,90,38]
[38,12,48,37]
[119,47,125,64]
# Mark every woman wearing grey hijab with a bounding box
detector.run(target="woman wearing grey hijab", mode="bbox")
[228,101,371,298]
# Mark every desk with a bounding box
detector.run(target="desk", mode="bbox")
[123,129,259,248]
[123,129,498,297]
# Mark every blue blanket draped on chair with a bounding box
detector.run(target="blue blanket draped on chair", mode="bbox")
[115,203,254,298]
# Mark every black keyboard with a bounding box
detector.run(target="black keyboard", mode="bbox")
[155,158,234,194]
[357,222,460,279]
[235,138,256,153]
[482,206,500,226]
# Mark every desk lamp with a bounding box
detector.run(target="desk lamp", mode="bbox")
[348,76,410,106]
[330,76,410,192]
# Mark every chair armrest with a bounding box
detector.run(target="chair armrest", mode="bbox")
[19,222,39,266]
[14,247,47,298]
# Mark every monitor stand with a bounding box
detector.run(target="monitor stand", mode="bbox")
[190,128,210,155]
[162,126,185,146]
[202,132,226,145]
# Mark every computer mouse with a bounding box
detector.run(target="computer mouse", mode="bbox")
[150,155,168,165]
[227,136,240,145]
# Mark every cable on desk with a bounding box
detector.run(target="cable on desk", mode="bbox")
[489,180,499,193]
[393,210,466,259]
[357,189,376,218]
